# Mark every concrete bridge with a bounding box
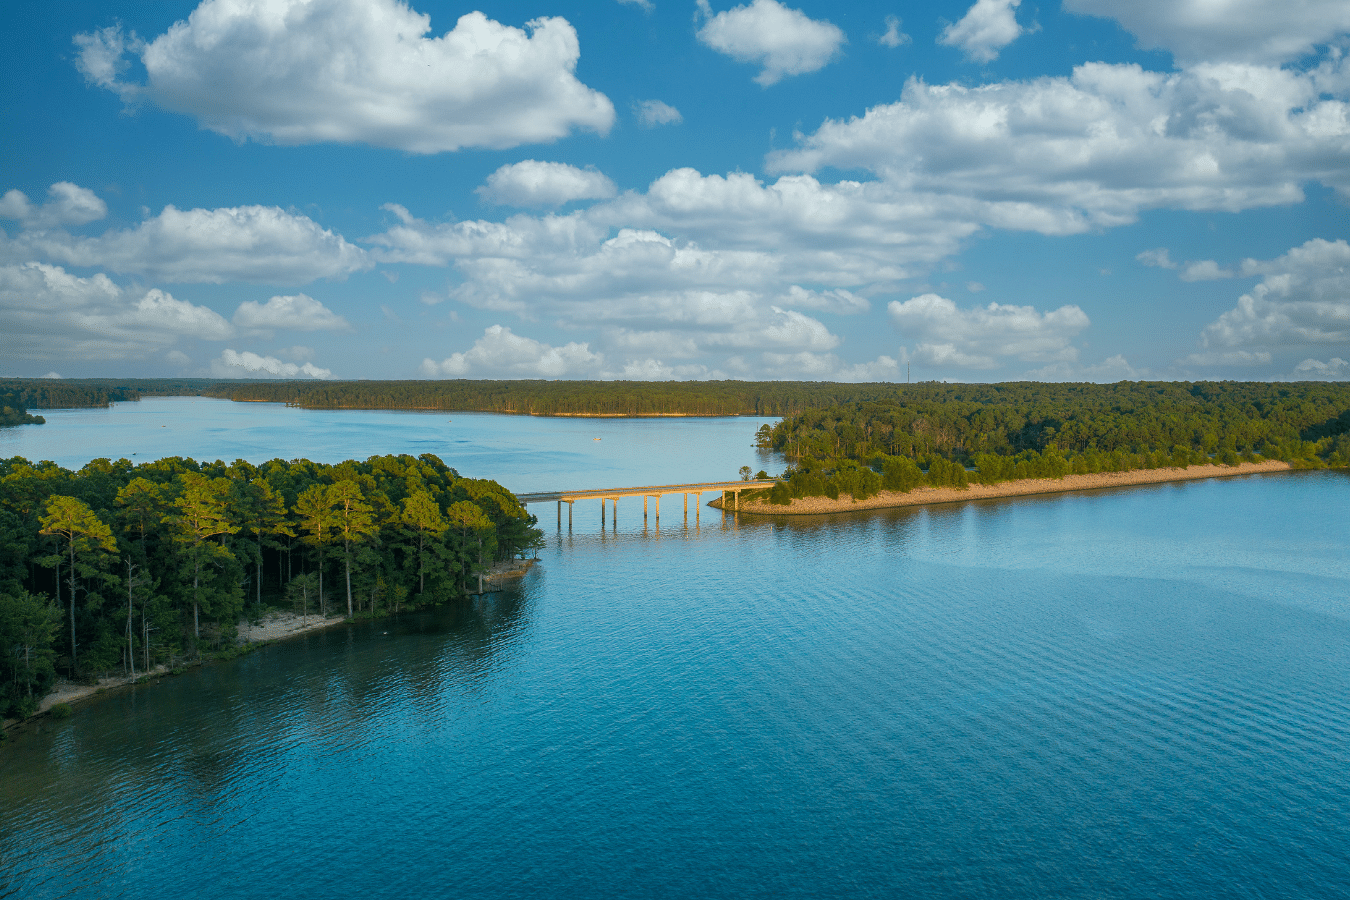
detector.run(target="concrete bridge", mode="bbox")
[516,480,777,528]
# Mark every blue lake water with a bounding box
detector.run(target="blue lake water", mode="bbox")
[2,402,1349,898]
[0,396,780,493]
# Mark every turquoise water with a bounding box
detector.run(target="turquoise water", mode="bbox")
[2,405,1349,898]
[0,396,779,493]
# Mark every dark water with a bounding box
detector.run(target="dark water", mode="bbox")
[4,471,1349,898]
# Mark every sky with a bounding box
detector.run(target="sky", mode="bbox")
[1,0,1348,383]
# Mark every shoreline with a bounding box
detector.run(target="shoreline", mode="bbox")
[5,559,539,730]
[711,460,1296,515]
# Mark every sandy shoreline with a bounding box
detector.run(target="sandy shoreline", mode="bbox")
[5,559,540,727]
[21,610,348,719]
[711,460,1295,515]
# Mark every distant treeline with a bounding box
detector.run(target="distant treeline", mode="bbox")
[0,391,45,427]
[0,453,543,720]
[0,379,146,409]
[753,381,1350,504]
[0,377,1130,418]
[196,379,939,416]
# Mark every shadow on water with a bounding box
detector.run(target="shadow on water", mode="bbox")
[0,587,534,893]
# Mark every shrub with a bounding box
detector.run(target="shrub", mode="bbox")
[49,702,71,720]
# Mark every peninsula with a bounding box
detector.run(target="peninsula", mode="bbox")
[714,460,1294,515]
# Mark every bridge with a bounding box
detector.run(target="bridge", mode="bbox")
[516,480,777,528]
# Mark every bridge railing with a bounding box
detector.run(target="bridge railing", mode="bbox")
[516,479,779,525]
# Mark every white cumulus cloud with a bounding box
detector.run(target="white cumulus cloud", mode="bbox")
[233,293,352,334]
[74,0,614,153]
[16,203,369,284]
[476,161,617,208]
[420,325,602,378]
[0,183,107,229]
[1022,354,1140,382]
[211,349,332,379]
[1064,0,1350,65]
[1288,357,1350,379]
[1189,238,1350,366]
[634,100,683,128]
[889,293,1089,369]
[0,262,232,360]
[1137,248,1177,269]
[696,0,846,86]
[939,0,1027,63]
[1180,260,1235,281]
[876,15,910,49]
[769,60,1350,231]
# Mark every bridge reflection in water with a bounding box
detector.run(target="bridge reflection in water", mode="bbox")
[516,480,777,529]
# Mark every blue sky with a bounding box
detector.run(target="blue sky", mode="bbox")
[2,0,1348,382]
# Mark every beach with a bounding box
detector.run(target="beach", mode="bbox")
[713,460,1295,515]
[13,559,541,722]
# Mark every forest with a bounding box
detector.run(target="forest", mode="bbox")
[0,376,1095,418]
[0,390,45,427]
[753,381,1350,504]
[0,453,543,720]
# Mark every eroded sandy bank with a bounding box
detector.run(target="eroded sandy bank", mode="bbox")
[711,460,1295,516]
[12,560,540,724]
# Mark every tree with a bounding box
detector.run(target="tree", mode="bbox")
[116,477,165,559]
[328,481,376,618]
[446,501,493,592]
[0,589,60,717]
[231,477,293,608]
[400,490,447,595]
[295,484,337,618]
[287,572,318,625]
[38,495,116,671]
[168,474,239,643]
[739,465,753,481]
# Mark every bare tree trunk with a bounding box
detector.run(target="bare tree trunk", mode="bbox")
[344,540,353,618]
[68,539,77,669]
[126,559,136,681]
[257,532,264,608]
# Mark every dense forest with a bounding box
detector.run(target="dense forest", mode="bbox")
[195,379,919,416]
[0,391,45,427]
[753,382,1350,505]
[0,453,542,720]
[0,376,1091,418]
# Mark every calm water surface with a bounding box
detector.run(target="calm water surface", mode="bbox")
[2,405,1348,898]
[0,397,778,493]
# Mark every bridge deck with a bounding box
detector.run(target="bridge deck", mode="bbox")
[516,480,776,504]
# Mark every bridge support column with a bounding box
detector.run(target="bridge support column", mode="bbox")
[643,495,648,525]
[655,494,660,524]
[611,498,617,528]
[696,492,700,525]
[557,500,561,530]
[568,500,573,530]
[602,498,606,528]
[684,492,688,523]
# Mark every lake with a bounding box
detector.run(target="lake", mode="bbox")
[2,401,1349,898]
[0,396,781,494]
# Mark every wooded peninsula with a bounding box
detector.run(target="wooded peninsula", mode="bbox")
[0,452,543,721]
[4,378,1350,718]
[742,381,1350,509]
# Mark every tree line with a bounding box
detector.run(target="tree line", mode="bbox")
[0,453,543,720]
[754,381,1350,504]
[0,390,45,427]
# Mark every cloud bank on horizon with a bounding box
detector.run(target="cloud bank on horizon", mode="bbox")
[2,0,1348,382]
